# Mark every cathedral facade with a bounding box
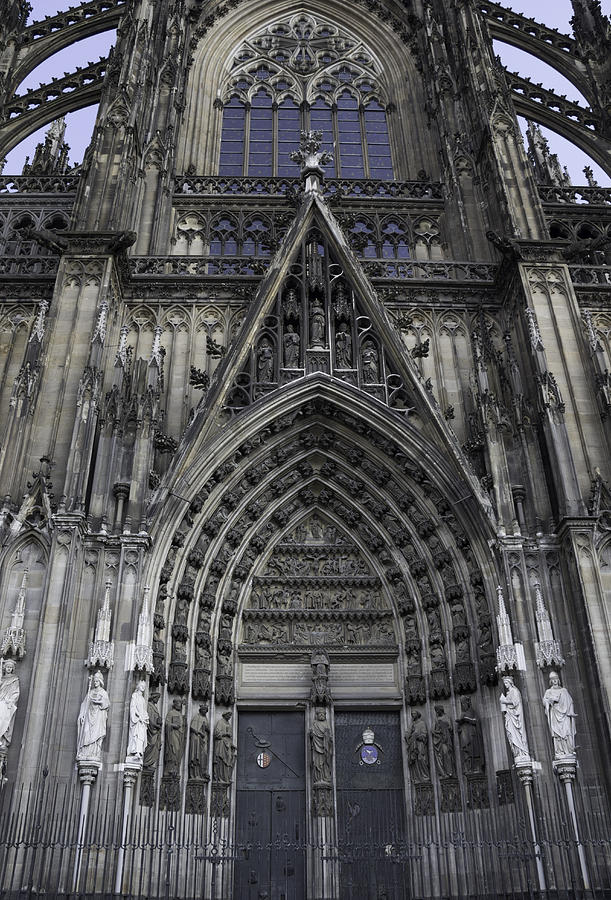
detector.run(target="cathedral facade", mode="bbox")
[0,0,610,896]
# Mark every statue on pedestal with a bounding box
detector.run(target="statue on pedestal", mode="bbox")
[163,698,186,776]
[0,659,20,750]
[126,680,149,763]
[76,671,110,763]
[213,710,236,784]
[310,707,333,785]
[543,671,577,759]
[456,696,485,774]
[432,705,456,778]
[189,704,210,781]
[500,675,530,761]
[406,710,430,783]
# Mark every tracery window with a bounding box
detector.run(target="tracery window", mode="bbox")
[218,15,394,180]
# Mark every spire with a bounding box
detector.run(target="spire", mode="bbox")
[22,117,70,177]
[570,0,610,48]
[0,569,28,658]
[525,121,571,188]
[132,585,154,673]
[534,584,565,668]
[496,585,519,672]
[87,580,115,669]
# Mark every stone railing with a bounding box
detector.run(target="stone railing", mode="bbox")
[0,256,59,275]
[129,255,497,283]
[130,256,271,277]
[0,175,80,194]
[174,175,444,201]
[362,259,497,282]
[538,185,611,206]
[569,266,611,286]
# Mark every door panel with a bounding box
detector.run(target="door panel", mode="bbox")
[335,711,409,900]
[235,711,306,900]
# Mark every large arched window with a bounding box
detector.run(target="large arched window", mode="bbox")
[217,15,395,180]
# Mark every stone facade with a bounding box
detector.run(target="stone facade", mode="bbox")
[0,0,610,896]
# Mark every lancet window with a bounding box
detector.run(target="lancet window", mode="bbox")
[218,16,394,180]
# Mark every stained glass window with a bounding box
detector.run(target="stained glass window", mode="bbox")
[218,16,395,179]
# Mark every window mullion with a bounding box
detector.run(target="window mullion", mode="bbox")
[332,101,340,177]
[272,101,278,177]
[243,101,251,176]
[360,104,370,179]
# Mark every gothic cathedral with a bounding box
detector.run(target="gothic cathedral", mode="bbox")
[0,0,610,897]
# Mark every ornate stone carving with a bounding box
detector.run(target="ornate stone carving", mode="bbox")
[76,672,110,764]
[126,680,149,765]
[543,671,576,760]
[456,696,485,774]
[432,705,456,778]
[405,710,430,783]
[500,676,530,762]
[0,660,20,752]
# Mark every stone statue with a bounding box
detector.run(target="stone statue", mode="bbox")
[189,704,210,781]
[543,671,577,759]
[406,710,430,782]
[500,675,530,761]
[283,324,300,367]
[257,338,274,383]
[163,698,186,776]
[143,690,163,769]
[310,707,333,785]
[0,659,20,750]
[432,705,456,778]
[456,696,485,774]
[335,322,352,368]
[361,341,379,383]
[126,680,149,763]
[213,710,236,783]
[76,671,110,763]
[310,299,325,347]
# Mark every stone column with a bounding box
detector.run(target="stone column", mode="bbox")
[554,758,590,890]
[73,762,100,893]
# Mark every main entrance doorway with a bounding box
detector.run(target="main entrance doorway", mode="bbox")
[235,711,307,900]
[335,710,408,899]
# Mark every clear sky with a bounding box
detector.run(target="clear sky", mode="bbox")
[3,0,610,186]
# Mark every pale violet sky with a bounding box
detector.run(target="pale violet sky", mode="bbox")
[3,0,610,186]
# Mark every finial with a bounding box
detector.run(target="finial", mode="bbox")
[290,131,333,192]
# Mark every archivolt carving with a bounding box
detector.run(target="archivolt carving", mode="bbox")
[149,397,499,708]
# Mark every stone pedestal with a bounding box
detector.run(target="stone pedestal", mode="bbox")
[553,756,590,890]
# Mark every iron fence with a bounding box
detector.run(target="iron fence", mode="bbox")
[0,774,609,899]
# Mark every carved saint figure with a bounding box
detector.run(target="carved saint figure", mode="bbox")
[213,710,236,783]
[406,710,430,783]
[335,322,352,368]
[543,671,576,759]
[257,339,274,383]
[143,690,162,769]
[76,671,110,763]
[432,705,456,778]
[361,341,379,383]
[126,679,149,763]
[310,707,333,785]
[310,299,325,347]
[163,698,186,776]
[456,696,485,774]
[0,659,20,750]
[189,704,210,781]
[283,324,300,368]
[500,675,530,761]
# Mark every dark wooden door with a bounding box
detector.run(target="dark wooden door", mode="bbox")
[335,710,409,900]
[235,711,306,900]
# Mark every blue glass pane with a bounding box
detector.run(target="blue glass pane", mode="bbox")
[220,99,246,175]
